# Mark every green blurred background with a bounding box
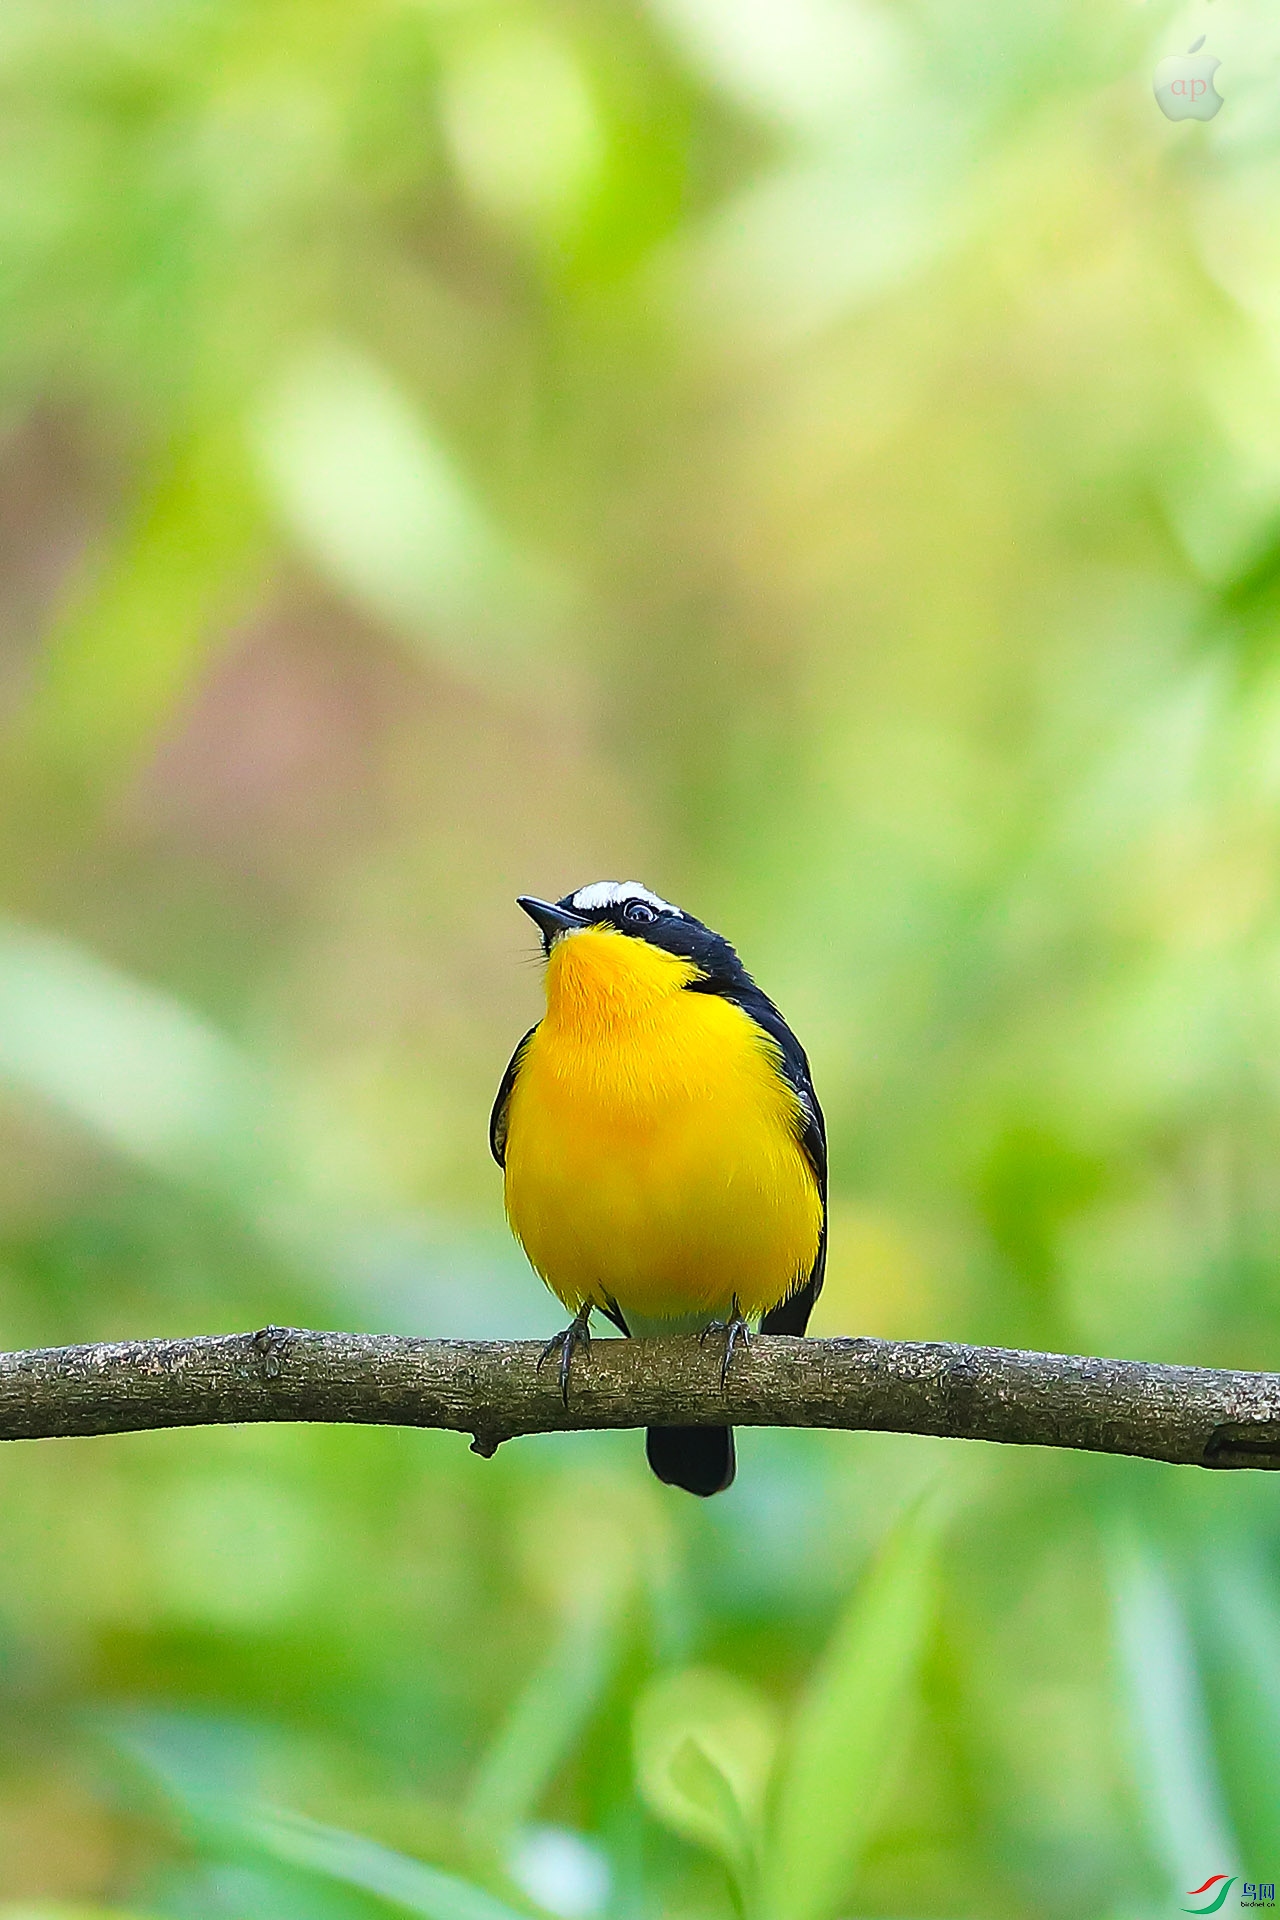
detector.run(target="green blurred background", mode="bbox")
[2,1,1280,1914]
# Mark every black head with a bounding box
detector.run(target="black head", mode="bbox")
[517,881,749,991]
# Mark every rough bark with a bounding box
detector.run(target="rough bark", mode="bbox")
[1,1328,1278,1469]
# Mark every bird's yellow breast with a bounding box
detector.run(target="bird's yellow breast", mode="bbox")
[503,929,822,1326]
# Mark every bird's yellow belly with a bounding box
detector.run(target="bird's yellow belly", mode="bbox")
[503,995,822,1325]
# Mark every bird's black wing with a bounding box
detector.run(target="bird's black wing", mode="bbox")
[489,1026,538,1168]
[706,982,828,1335]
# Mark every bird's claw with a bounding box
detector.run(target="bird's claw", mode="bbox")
[699,1298,752,1388]
[538,1304,593,1405]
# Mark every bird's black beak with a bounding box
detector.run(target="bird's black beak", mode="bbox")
[517,896,589,942]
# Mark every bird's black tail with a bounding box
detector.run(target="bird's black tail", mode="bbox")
[645,1425,736,1496]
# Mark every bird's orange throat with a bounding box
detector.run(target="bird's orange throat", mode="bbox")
[543,928,701,1035]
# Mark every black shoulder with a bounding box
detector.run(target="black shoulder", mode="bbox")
[699,979,828,1336]
[490,1025,537,1168]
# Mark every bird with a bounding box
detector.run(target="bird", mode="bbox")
[490,880,827,1496]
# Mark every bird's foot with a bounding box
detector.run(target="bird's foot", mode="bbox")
[699,1298,752,1388]
[538,1303,593,1406]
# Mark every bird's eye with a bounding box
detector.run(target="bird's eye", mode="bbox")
[624,899,657,925]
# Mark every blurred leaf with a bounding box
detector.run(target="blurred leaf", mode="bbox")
[1201,1558,1280,1860]
[0,916,278,1199]
[1215,521,1280,631]
[246,1807,533,1920]
[761,1497,940,1920]
[250,342,566,687]
[466,1479,655,1841]
[440,24,604,235]
[108,1710,579,1919]
[14,427,263,789]
[465,1588,619,1841]
[974,1118,1109,1344]
[633,1666,778,1898]
[646,0,885,134]
[0,1910,161,1919]
[102,1706,283,1831]
[150,1859,391,1920]
[505,1825,610,1920]
[1108,1529,1239,1895]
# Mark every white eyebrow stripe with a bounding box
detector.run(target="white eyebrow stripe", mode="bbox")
[569,880,679,915]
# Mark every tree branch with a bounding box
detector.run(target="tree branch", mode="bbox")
[1,1329,1279,1469]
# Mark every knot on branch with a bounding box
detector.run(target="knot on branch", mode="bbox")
[250,1327,293,1381]
[1203,1421,1280,1468]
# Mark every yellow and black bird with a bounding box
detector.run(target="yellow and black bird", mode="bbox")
[490,881,827,1496]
